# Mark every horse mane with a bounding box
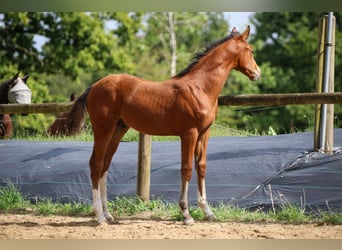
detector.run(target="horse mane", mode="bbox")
[0,77,13,104]
[173,30,240,79]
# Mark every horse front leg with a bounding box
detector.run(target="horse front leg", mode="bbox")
[179,132,197,225]
[195,129,215,221]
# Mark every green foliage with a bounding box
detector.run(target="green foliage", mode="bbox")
[35,198,92,216]
[1,12,341,136]
[110,196,168,217]
[319,210,342,225]
[40,12,140,80]
[246,12,342,133]
[213,204,271,223]
[0,13,44,74]
[1,12,143,135]
[140,12,229,80]
[0,183,29,211]
[271,204,309,223]
[218,12,342,134]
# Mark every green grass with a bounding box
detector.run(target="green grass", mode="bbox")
[0,184,341,225]
[0,183,30,212]
[12,122,258,142]
[13,130,94,142]
[34,198,93,216]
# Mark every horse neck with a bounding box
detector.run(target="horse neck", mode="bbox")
[0,83,9,104]
[182,43,237,100]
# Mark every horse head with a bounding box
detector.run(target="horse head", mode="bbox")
[0,72,31,138]
[232,26,261,81]
[8,73,32,104]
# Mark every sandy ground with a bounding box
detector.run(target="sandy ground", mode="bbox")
[0,213,341,239]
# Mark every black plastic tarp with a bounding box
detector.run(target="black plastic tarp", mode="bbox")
[0,129,341,212]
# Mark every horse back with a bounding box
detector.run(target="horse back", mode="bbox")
[87,74,216,136]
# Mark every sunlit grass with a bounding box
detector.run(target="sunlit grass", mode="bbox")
[12,122,257,142]
[0,184,341,225]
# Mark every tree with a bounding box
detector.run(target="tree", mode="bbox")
[0,12,45,76]
[0,12,143,134]
[167,12,177,77]
[217,12,342,134]
[139,12,229,81]
[0,12,143,79]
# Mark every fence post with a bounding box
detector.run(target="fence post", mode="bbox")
[314,14,335,154]
[314,17,326,151]
[325,15,335,155]
[136,133,151,201]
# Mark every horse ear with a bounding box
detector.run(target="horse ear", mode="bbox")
[9,72,20,88]
[240,25,250,41]
[70,93,76,101]
[21,74,29,83]
[231,26,237,34]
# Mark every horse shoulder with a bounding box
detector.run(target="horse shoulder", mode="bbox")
[167,81,214,123]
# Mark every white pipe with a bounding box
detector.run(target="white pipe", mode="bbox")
[320,12,334,151]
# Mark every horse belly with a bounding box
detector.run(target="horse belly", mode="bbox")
[121,102,214,136]
[122,108,180,136]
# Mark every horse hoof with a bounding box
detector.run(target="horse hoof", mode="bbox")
[205,214,216,221]
[96,216,107,225]
[104,212,114,222]
[183,217,195,225]
[105,216,116,225]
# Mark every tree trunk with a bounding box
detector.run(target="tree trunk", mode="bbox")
[168,12,177,77]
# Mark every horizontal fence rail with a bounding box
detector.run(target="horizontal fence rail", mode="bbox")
[0,102,74,114]
[218,92,342,106]
[1,92,341,114]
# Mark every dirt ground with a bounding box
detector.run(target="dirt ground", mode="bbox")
[0,213,341,239]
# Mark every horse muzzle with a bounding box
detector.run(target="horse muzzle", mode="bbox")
[8,90,32,104]
[249,67,261,81]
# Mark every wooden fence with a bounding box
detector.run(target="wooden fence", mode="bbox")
[1,92,342,200]
[1,92,341,114]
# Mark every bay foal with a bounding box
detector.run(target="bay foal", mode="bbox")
[68,26,261,224]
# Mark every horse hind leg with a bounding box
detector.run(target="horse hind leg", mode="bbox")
[90,147,108,224]
[99,171,112,222]
[99,120,130,223]
[89,122,117,224]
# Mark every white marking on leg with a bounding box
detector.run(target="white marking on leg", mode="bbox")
[179,181,194,225]
[99,171,113,221]
[197,179,214,220]
[92,187,105,224]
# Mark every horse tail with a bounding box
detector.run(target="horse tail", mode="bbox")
[64,86,92,136]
